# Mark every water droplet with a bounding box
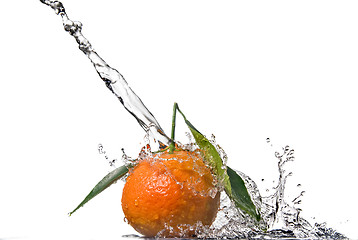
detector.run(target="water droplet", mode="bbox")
[97,143,118,167]
[98,143,104,154]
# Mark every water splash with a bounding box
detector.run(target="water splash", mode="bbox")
[40,0,172,149]
[191,141,347,239]
[118,138,347,239]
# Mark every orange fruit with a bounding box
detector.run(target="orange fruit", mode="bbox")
[121,148,221,237]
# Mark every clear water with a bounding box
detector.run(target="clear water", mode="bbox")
[40,1,347,239]
[192,139,345,239]
[39,0,172,149]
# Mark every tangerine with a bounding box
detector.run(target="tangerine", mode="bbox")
[121,148,221,237]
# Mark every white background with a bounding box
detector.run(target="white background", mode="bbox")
[1,0,358,239]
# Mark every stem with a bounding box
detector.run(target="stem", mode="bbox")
[169,102,178,153]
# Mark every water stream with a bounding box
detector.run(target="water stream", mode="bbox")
[40,0,172,149]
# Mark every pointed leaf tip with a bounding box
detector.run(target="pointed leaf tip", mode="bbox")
[69,165,129,215]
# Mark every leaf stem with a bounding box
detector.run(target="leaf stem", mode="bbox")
[169,102,178,153]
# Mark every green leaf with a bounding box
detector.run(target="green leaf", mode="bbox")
[175,105,230,188]
[175,104,260,222]
[69,165,130,216]
[227,166,261,222]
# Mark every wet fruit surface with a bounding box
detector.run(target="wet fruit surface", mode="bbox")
[121,149,220,237]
